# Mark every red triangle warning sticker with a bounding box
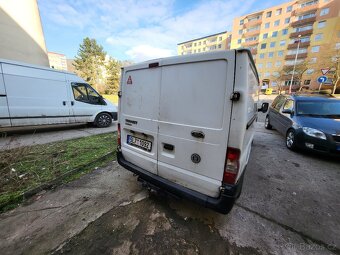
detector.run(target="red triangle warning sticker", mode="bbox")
[127,76,132,85]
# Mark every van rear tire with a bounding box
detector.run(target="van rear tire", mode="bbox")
[95,113,112,128]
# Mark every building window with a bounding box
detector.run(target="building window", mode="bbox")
[278,50,284,57]
[280,40,286,46]
[301,0,318,8]
[266,11,272,18]
[238,29,243,35]
[264,72,270,77]
[296,25,313,32]
[282,29,288,35]
[261,43,267,49]
[203,41,206,45]
[240,19,244,25]
[286,6,292,12]
[320,8,329,16]
[266,62,272,68]
[194,43,197,47]
[237,39,242,44]
[304,80,311,85]
[272,31,278,37]
[260,53,265,59]
[274,20,280,26]
[198,49,201,52]
[335,42,340,49]
[218,44,222,48]
[275,61,281,67]
[315,33,323,41]
[263,33,268,39]
[276,8,282,15]
[265,22,270,29]
[311,46,320,52]
[306,69,314,74]
[285,18,290,24]
[198,42,201,46]
[270,42,276,48]
[219,36,222,41]
[258,63,263,68]
[268,52,274,58]
[298,13,315,21]
[318,21,326,28]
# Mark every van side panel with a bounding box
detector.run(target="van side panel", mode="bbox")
[157,58,235,197]
[229,52,259,181]
[120,67,161,175]
[0,64,11,127]
[3,63,71,126]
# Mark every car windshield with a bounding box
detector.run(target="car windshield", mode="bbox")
[296,100,340,118]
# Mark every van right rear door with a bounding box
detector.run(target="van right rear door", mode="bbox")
[0,64,11,127]
[120,65,161,175]
[157,52,236,198]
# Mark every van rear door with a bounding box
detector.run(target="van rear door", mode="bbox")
[157,52,236,198]
[0,64,11,127]
[120,65,161,175]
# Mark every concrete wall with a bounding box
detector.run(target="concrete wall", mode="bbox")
[0,0,49,66]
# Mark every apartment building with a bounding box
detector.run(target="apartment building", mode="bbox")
[177,31,231,55]
[48,52,68,70]
[231,0,340,90]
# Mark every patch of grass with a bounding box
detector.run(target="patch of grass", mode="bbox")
[0,132,117,212]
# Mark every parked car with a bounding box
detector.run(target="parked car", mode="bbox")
[265,94,340,154]
[117,49,268,214]
[0,58,117,129]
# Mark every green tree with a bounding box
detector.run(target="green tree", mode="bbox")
[73,37,106,90]
[104,57,121,95]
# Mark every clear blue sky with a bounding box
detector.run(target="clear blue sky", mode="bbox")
[38,0,287,62]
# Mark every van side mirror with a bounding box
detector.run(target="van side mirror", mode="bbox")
[282,109,292,114]
[258,102,269,113]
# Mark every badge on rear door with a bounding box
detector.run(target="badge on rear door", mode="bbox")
[191,153,201,164]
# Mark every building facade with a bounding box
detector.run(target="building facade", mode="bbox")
[177,31,231,55]
[0,0,49,66]
[48,52,68,71]
[231,0,340,90]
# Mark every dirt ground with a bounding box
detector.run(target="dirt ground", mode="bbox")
[0,123,339,255]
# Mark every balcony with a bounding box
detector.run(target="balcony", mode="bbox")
[243,19,262,29]
[285,53,308,60]
[291,16,316,27]
[289,29,313,38]
[292,4,318,15]
[287,41,310,49]
[242,40,259,47]
[243,30,260,37]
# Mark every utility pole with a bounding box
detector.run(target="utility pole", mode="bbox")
[289,34,301,94]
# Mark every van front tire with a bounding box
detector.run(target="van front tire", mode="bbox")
[95,113,112,128]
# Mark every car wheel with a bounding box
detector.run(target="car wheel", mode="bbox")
[95,113,112,128]
[286,129,297,150]
[264,115,272,130]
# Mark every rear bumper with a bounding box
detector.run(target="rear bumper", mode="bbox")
[117,151,243,214]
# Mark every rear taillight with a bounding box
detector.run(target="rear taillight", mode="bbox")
[223,147,240,185]
[117,123,121,147]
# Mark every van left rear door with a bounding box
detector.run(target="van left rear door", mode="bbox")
[0,64,11,127]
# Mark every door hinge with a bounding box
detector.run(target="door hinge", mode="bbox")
[118,91,122,98]
[230,91,241,101]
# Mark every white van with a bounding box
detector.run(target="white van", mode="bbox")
[117,50,268,214]
[0,59,117,129]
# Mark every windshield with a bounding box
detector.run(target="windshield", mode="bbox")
[296,101,340,118]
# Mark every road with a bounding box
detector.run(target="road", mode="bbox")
[0,123,117,150]
[0,122,339,255]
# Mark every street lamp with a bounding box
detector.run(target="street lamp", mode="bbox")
[289,34,301,94]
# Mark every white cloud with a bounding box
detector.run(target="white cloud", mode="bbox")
[39,0,260,61]
[126,45,173,62]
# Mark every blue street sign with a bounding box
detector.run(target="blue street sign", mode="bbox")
[317,76,327,83]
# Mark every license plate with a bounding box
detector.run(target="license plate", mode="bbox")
[127,135,152,152]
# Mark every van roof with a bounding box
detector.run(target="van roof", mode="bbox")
[123,49,259,83]
[0,58,77,76]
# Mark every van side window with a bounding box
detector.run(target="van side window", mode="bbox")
[72,83,105,105]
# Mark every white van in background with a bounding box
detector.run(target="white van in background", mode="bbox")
[117,49,268,214]
[0,59,117,129]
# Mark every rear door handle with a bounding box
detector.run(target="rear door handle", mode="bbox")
[191,131,205,139]
[63,101,66,106]
[163,143,174,151]
[71,101,74,106]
